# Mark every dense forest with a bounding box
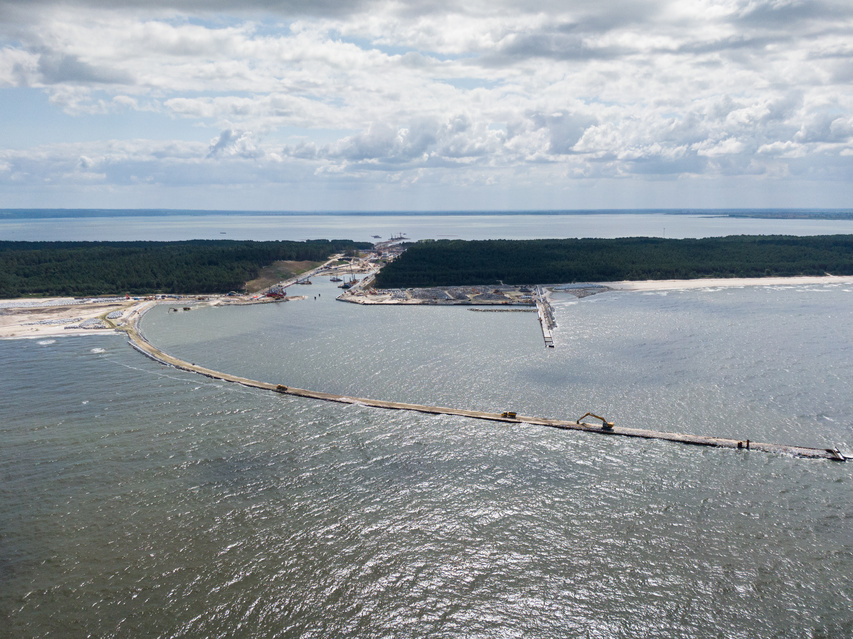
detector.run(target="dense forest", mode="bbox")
[373,236,853,288]
[0,239,370,297]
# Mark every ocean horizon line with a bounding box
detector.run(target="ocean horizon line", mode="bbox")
[2,208,853,220]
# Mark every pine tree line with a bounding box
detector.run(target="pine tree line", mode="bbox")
[373,236,853,288]
[0,239,370,297]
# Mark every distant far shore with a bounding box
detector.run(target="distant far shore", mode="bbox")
[2,208,853,219]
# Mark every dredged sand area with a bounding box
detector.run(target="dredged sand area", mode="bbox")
[2,274,853,340]
[0,293,301,339]
[0,297,149,340]
[604,274,853,292]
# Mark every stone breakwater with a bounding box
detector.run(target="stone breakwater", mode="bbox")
[24,317,84,326]
[67,318,109,330]
[123,306,846,462]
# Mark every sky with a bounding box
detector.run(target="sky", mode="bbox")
[0,0,852,211]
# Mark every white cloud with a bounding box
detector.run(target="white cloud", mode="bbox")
[0,0,851,208]
[694,137,747,157]
[0,47,40,86]
[206,129,265,159]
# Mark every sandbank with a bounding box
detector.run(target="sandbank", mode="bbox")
[603,274,853,292]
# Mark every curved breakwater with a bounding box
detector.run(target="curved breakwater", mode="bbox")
[124,309,846,462]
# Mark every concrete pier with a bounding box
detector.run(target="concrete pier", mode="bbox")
[535,286,555,348]
[122,319,846,462]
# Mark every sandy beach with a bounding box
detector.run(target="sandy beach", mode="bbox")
[604,274,853,292]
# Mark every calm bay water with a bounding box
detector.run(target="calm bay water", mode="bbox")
[2,213,853,637]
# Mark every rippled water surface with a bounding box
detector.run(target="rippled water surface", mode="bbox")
[3,277,853,638]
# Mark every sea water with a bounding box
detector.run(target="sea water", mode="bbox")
[3,282,852,637]
[3,210,853,241]
[2,214,853,637]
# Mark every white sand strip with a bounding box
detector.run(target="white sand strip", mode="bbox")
[603,274,853,292]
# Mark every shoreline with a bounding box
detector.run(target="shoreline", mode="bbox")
[602,274,853,292]
[3,274,852,340]
[341,274,853,305]
[0,293,301,340]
